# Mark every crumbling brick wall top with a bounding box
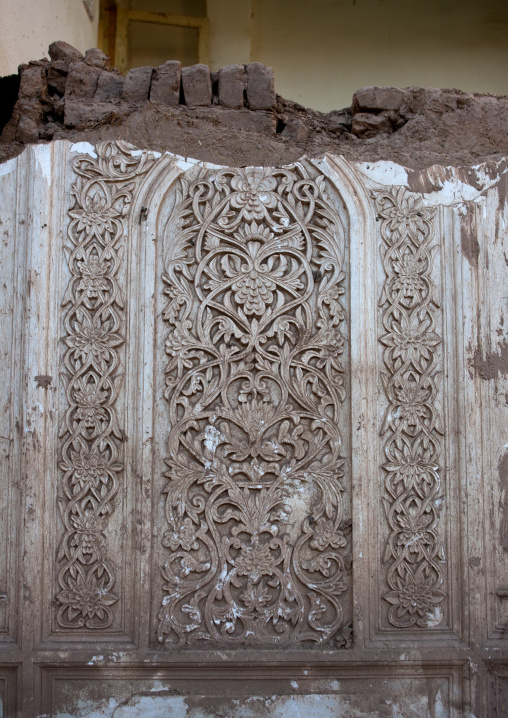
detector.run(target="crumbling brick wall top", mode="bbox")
[1,40,508,169]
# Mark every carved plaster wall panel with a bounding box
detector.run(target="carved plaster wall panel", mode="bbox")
[153,162,351,647]
[0,141,507,715]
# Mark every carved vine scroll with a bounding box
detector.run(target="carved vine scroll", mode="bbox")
[56,142,154,629]
[375,187,446,628]
[158,165,350,647]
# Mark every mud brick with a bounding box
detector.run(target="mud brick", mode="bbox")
[150,61,181,106]
[351,111,392,138]
[218,64,245,109]
[353,86,406,113]
[48,41,82,62]
[95,71,124,101]
[47,60,70,95]
[19,65,46,98]
[181,64,212,107]
[123,66,153,103]
[246,62,275,110]
[64,100,118,127]
[84,48,111,70]
[65,61,100,101]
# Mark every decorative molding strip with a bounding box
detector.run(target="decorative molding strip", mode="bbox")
[374,187,446,629]
[158,165,351,647]
[56,142,154,629]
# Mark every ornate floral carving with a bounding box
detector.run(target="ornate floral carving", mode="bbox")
[56,142,154,629]
[375,187,446,628]
[158,165,350,646]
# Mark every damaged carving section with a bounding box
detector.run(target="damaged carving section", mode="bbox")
[469,340,508,381]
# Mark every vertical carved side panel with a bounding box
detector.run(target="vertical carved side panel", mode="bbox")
[374,187,446,630]
[157,164,352,647]
[0,157,25,644]
[55,143,153,630]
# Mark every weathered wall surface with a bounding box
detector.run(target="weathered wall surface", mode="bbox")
[0,137,506,716]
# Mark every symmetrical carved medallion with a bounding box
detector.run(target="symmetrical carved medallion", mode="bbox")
[56,142,154,629]
[158,165,350,646]
[375,187,446,628]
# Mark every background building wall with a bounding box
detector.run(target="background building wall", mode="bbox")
[248,0,508,111]
[0,0,99,75]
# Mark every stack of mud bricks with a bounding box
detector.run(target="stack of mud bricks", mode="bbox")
[8,41,276,142]
[128,59,275,109]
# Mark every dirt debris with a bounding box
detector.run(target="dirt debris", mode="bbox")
[1,41,508,168]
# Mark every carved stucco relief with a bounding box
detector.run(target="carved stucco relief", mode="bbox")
[56,143,155,629]
[0,140,503,713]
[157,164,352,647]
[374,187,446,628]
[55,144,448,640]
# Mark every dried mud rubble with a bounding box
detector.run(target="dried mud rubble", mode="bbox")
[1,41,508,169]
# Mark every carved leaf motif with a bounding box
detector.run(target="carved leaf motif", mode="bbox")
[159,164,350,647]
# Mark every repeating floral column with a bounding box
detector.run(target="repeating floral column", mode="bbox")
[374,187,446,629]
[56,142,154,629]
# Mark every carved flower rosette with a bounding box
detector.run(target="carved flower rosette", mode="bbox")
[158,164,350,647]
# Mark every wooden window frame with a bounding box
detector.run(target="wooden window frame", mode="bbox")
[100,7,209,71]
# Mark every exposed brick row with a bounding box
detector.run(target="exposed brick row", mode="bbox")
[56,42,274,111]
[4,41,277,142]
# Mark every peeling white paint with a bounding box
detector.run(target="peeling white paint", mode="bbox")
[70,142,98,158]
[0,156,17,178]
[114,695,187,718]
[204,424,222,454]
[356,158,508,207]
[425,606,443,627]
[35,144,52,184]
[87,654,104,665]
[356,160,409,186]
[434,689,448,718]
[130,149,162,159]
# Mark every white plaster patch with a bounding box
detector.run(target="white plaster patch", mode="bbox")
[356,160,409,186]
[434,689,448,718]
[356,157,508,208]
[87,654,104,665]
[70,142,98,158]
[426,606,443,627]
[35,144,51,184]
[174,155,224,172]
[204,424,222,453]
[114,695,187,718]
[130,149,161,159]
[422,177,480,206]
[0,156,17,177]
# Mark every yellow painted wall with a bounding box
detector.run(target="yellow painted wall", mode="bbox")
[0,0,99,76]
[2,0,508,114]
[250,0,508,111]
